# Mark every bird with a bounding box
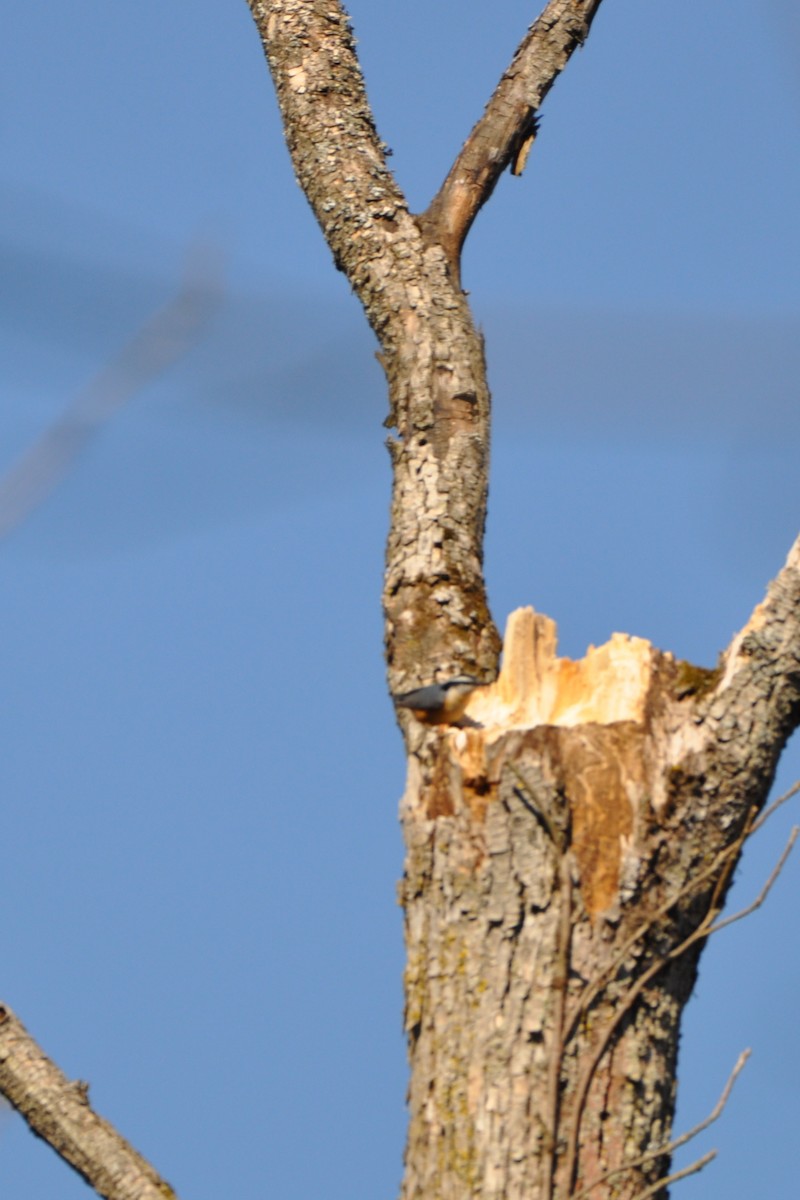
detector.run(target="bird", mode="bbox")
[392,676,483,726]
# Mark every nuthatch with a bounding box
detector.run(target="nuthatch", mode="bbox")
[392,676,483,726]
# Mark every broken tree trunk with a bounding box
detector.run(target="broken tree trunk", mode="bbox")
[399,591,800,1200]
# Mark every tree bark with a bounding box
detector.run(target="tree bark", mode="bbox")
[246,3,800,1198]
[0,1005,176,1200]
[398,591,800,1198]
[1,5,796,1198]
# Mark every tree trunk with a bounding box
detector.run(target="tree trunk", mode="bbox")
[398,604,800,1197]
[246,2,800,1197]
[1,6,798,1198]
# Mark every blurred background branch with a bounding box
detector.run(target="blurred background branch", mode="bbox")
[0,241,223,539]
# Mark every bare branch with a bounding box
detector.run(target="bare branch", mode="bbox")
[661,1049,749,1155]
[562,822,793,1192]
[563,779,800,1070]
[660,825,798,972]
[0,241,223,540]
[629,1149,717,1200]
[0,1004,176,1200]
[702,826,798,939]
[562,805,757,1052]
[750,778,800,835]
[421,0,605,270]
[571,1049,750,1200]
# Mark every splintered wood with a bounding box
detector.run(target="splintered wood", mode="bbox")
[462,607,655,733]
[447,607,662,918]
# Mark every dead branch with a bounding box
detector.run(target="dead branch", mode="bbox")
[750,778,800,835]
[657,826,798,978]
[0,1004,176,1200]
[562,824,796,1192]
[571,1049,749,1200]
[246,0,409,303]
[629,1149,717,1200]
[420,0,605,272]
[562,805,758,1052]
[247,0,501,685]
[705,533,800,782]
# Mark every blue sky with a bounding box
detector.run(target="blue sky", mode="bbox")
[2,2,799,1196]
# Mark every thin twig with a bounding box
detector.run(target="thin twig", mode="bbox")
[629,1149,717,1200]
[560,779,799,1051]
[562,825,794,1192]
[0,1004,176,1200]
[563,807,755,1050]
[671,825,796,955]
[653,1049,748,1158]
[571,1049,749,1200]
[750,779,800,835]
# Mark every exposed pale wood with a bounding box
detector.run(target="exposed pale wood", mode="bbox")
[400,549,800,1196]
[463,607,657,731]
